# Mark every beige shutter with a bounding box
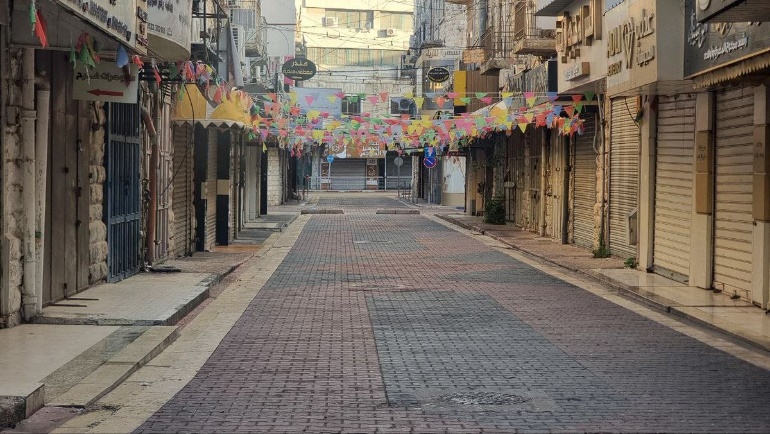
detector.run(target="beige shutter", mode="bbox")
[713,88,754,297]
[206,128,218,250]
[330,158,366,190]
[573,114,597,250]
[609,97,640,259]
[171,124,193,258]
[653,95,695,281]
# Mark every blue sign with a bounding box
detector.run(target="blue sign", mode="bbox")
[326,155,334,163]
[424,146,436,168]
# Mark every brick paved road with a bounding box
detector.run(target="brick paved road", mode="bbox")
[136,196,770,433]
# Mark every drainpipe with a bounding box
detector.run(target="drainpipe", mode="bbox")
[35,75,50,316]
[142,103,158,264]
[20,48,37,321]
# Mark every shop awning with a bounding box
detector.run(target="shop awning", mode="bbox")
[692,49,770,88]
[173,83,250,129]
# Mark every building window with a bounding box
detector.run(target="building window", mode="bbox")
[341,96,361,115]
[379,12,412,30]
[325,9,373,29]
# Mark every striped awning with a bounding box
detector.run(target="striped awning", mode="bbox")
[692,49,770,88]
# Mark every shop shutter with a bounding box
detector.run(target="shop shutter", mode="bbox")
[713,88,754,297]
[386,155,412,190]
[330,158,366,190]
[609,97,640,259]
[206,128,218,250]
[653,95,695,281]
[574,114,597,250]
[171,124,193,257]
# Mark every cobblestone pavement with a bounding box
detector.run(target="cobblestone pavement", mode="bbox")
[135,196,770,433]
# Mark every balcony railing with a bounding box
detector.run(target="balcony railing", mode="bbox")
[512,0,556,56]
[479,26,513,75]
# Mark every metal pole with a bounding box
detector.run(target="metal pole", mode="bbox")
[397,163,401,198]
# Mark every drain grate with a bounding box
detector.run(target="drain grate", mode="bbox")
[438,392,531,406]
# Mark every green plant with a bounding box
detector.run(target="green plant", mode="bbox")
[484,195,506,225]
[593,231,611,258]
[624,256,637,268]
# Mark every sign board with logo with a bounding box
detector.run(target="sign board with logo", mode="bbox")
[54,0,147,54]
[282,58,317,81]
[684,0,770,78]
[147,0,192,60]
[427,67,451,83]
[73,63,139,104]
[553,0,606,93]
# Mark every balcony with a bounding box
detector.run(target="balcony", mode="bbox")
[512,0,556,56]
[478,27,511,76]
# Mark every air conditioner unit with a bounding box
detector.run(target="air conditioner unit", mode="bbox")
[390,97,415,117]
[323,17,338,27]
[386,28,397,36]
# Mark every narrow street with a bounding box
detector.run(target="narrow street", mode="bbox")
[95,195,770,433]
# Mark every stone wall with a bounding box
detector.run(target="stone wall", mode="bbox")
[88,103,108,284]
[2,48,25,327]
[267,147,282,206]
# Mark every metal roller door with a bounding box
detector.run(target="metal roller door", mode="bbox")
[713,88,754,297]
[609,97,640,259]
[205,128,218,250]
[574,114,597,249]
[171,124,193,258]
[330,158,366,190]
[653,95,695,281]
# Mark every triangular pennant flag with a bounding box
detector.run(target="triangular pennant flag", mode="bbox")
[523,112,534,123]
[367,95,379,105]
[327,95,338,103]
[575,102,584,113]
[34,9,49,48]
[404,92,413,99]
[115,44,129,67]
[565,105,575,117]
[435,96,446,107]
[413,97,425,109]
[524,91,536,107]
[459,97,472,104]
[584,91,595,102]
[546,92,558,102]
[518,123,528,133]
[304,95,315,106]
[501,92,513,99]
[481,96,493,104]
[447,91,458,99]
[571,94,583,103]
[379,92,389,102]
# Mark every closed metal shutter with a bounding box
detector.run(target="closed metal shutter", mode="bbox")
[713,88,754,297]
[330,158,366,190]
[171,124,193,257]
[609,97,640,259]
[206,128,218,250]
[574,114,597,249]
[653,95,695,281]
[386,155,412,189]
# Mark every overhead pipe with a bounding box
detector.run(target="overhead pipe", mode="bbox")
[35,76,50,316]
[20,48,37,321]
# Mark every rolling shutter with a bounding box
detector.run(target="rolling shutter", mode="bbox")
[609,97,640,259]
[573,114,597,250]
[653,95,695,281]
[330,158,366,190]
[205,128,218,250]
[171,124,193,257]
[713,88,754,297]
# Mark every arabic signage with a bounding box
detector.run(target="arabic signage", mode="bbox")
[282,58,317,81]
[605,0,658,95]
[54,0,147,54]
[427,67,451,83]
[423,48,462,60]
[73,63,139,104]
[147,0,192,60]
[553,0,606,93]
[684,0,770,77]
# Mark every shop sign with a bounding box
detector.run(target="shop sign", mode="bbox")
[73,63,139,104]
[695,0,742,22]
[147,0,192,60]
[462,48,485,64]
[564,62,590,81]
[54,0,147,53]
[557,0,602,59]
[427,67,451,83]
[684,0,770,77]
[282,58,317,81]
[423,48,461,60]
[605,1,657,90]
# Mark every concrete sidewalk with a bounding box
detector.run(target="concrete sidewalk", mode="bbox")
[436,213,770,354]
[0,216,298,429]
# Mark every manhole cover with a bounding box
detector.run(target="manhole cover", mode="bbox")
[439,392,531,406]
